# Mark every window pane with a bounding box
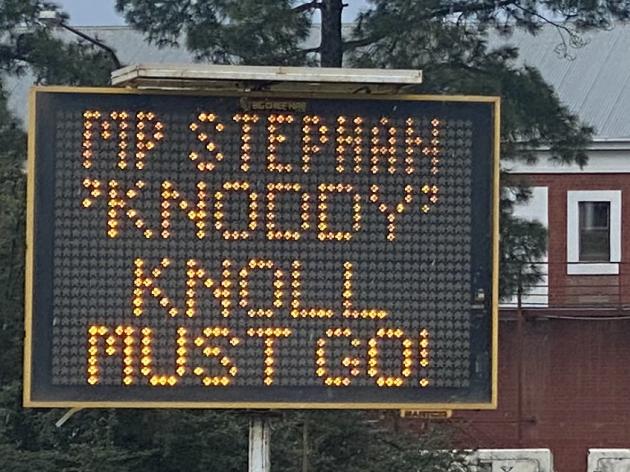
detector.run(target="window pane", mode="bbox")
[579,202,610,261]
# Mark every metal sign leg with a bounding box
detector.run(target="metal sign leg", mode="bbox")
[249,416,271,472]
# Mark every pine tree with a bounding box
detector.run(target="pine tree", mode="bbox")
[0,0,115,384]
[114,0,619,168]
[0,2,124,470]
[112,0,615,323]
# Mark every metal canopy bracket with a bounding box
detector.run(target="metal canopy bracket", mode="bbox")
[111,64,423,94]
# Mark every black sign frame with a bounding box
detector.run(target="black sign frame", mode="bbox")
[24,87,499,409]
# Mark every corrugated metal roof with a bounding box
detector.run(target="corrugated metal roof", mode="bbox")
[5,27,195,120]
[493,24,630,139]
[5,24,630,140]
[61,26,198,63]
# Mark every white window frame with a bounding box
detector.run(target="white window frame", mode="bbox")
[567,190,621,275]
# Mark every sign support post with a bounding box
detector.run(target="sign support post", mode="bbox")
[249,415,271,472]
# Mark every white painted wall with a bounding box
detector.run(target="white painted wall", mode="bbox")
[502,187,549,308]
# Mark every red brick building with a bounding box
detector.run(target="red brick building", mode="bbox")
[451,25,630,472]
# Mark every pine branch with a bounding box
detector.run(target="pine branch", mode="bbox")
[343,0,518,51]
[511,3,584,57]
[512,3,575,33]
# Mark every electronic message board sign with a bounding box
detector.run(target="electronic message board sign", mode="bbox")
[24,87,499,409]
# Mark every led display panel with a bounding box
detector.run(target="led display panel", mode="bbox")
[24,88,499,409]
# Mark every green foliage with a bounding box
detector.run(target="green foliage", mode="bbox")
[112,0,622,168]
[0,385,467,472]
[500,215,548,300]
[115,0,314,65]
[0,385,152,472]
[0,91,25,386]
[272,411,467,472]
[0,0,115,386]
[110,409,248,471]
[0,1,126,470]
[0,0,115,84]
[12,30,115,86]
[348,2,597,167]
[0,381,245,471]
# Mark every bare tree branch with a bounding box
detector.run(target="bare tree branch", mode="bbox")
[510,3,586,58]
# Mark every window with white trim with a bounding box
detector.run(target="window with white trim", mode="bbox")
[567,190,621,275]
[579,202,610,261]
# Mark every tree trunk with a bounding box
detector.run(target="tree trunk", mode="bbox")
[320,0,343,67]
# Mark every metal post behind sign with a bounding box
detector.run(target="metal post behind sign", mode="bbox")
[249,415,271,472]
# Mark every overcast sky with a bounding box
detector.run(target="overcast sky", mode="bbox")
[53,0,369,26]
